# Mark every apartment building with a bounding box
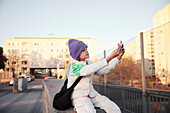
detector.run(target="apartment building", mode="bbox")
[152,4,170,85]
[125,4,170,85]
[3,38,98,77]
[134,30,156,77]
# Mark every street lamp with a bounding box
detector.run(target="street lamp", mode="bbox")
[48,33,55,35]
[48,33,61,37]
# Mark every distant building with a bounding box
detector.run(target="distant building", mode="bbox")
[3,37,98,77]
[152,4,170,85]
[125,4,170,85]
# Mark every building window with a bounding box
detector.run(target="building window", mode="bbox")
[41,42,45,46]
[22,61,28,65]
[13,49,19,52]
[50,61,54,65]
[32,61,39,65]
[8,43,10,46]
[41,61,44,65]
[32,48,38,52]
[22,67,27,71]
[40,54,44,58]
[51,43,54,46]
[32,54,38,58]
[33,42,39,46]
[7,55,10,58]
[13,42,19,46]
[22,49,29,52]
[59,55,63,58]
[22,55,29,59]
[22,42,29,46]
[13,55,19,59]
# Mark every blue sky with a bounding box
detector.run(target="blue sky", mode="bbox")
[0,0,169,52]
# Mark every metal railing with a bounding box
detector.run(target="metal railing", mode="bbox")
[93,83,170,113]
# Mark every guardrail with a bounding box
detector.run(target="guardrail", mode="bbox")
[93,83,170,113]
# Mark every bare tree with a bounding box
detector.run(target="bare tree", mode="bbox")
[8,50,20,77]
[107,56,142,87]
[7,50,20,94]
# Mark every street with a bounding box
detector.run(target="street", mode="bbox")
[0,79,43,113]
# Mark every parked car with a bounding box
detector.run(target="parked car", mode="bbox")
[43,76,55,80]
[30,75,35,81]
[26,76,31,82]
[9,78,14,86]
[20,74,31,82]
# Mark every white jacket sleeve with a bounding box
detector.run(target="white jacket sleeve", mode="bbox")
[80,59,108,76]
[96,57,120,74]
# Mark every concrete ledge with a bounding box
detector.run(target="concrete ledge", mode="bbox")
[43,79,75,113]
[43,79,106,113]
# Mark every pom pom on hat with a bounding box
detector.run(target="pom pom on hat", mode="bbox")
[68,39,88,60]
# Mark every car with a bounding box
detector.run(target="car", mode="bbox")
[9,78,14,86]
[43,76,55,80]
[26,76,31,82]
[30,75,35,81]
[20,74,32,82]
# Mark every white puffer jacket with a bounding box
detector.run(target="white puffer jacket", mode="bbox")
[66,58,120,99]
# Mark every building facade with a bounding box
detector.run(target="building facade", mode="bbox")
[152,4,170,85]
[3,38,98,77]
[125,4,170,85]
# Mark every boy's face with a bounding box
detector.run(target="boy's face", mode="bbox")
[79,48,89,61]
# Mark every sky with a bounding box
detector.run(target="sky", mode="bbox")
[0,0,169,52]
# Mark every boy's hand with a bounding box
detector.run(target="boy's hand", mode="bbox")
[117,41,125,60]
[106,41,123,63]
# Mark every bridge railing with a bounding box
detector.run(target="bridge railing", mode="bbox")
[93,83,170,113]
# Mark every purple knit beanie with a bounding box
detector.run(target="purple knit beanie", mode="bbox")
[68,39,88,60]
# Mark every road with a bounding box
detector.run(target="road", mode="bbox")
[0,79,43,113]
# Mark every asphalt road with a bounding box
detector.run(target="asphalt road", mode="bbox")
[0,79,43,113]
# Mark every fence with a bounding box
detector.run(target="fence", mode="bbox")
[0,71,13,83]
[93,83,170,113]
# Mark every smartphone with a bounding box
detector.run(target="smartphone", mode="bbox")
[118,43,123,48]
[118,43,123,53]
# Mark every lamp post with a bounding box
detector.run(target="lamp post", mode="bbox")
[140,32,147,113]
[48,33,55,35]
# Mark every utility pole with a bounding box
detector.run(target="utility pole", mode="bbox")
[140,32,147,113]
[104,50,107,95]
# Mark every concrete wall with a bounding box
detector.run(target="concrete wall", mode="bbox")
[43,79,75,113]
[43,79,106,113]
